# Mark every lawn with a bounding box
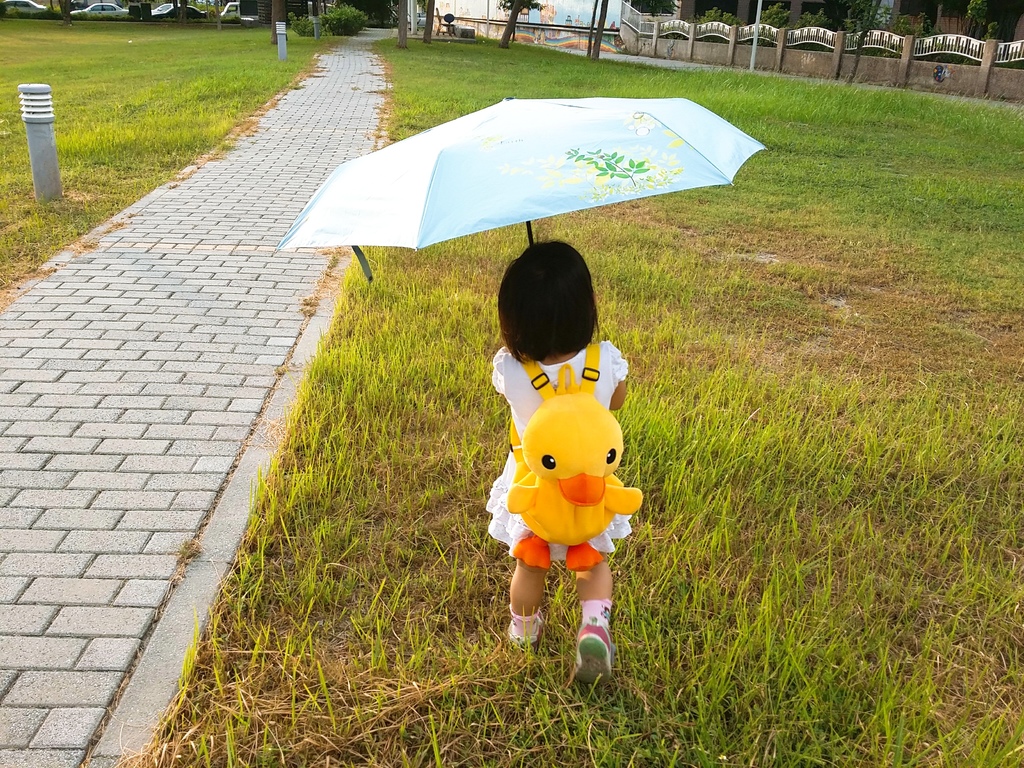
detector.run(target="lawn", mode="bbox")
[0,19,331,296]
[125,39,1024,767]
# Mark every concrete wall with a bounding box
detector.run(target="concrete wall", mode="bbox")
[781,48,835,79]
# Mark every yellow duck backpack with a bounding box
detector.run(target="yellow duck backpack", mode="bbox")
[506,343,643,572]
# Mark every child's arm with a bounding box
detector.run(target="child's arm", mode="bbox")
[609,380,627,411]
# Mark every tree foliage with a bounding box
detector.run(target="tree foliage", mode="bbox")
[634,0,675,15]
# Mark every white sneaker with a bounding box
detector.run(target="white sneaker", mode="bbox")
[507,611,543,652]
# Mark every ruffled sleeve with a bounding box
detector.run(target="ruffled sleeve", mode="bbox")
[491,347,511,396]
[601,340,629,386]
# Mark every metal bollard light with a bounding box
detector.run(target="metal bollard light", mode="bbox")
[276,21,287,60]
[18,84,62,203]
[308,1,320,39]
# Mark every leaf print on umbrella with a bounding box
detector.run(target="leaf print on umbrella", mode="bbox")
[566,149,652,186]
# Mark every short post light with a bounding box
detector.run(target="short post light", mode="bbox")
[309,0,320,39]
[18,84,62,203]
[277,21,287,60]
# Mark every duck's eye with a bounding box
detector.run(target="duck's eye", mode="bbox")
[542,455,556,470]
[606,449,617,464]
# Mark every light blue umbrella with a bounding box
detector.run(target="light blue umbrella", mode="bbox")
[277,97,764,278]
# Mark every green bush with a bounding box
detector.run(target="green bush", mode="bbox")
[696,6,740,25]
[0,4,8,18]
[758,3,790,28]
[794,9,830,28]
[288,11,314,35]
[321,3,366,35]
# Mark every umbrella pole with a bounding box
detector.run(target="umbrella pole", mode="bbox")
[351,245,374,281]
[526,221,534,246]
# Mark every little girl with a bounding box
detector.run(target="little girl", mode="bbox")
[487,240,633,684]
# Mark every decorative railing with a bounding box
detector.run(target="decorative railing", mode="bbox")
[914,33,985,61]
[997,39,1024,63]
[693,20,732,41]
[637,9,1022,67]
[659,19,691,38]
[847,29,905,55]
[738,23,778,44]
[786,26,836,49]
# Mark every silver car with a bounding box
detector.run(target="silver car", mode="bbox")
[71,2,129,14]
[2,0,49,13]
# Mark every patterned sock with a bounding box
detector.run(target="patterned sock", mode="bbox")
[509,606,543,640]
[580,599,612,631]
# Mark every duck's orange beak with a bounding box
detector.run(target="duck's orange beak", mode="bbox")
[558,473,605,506]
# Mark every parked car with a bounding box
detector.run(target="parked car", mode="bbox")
[2,0,49,14]
[71,2,129,14]
[151,2,206,18]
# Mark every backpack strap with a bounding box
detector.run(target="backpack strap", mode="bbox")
[521,359,556,401]
[580,343,601,395]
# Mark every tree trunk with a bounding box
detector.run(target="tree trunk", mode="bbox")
[586,0,599,56]
[847,0,882,82]
[397,0,408,47]
[499,0,524,48]
[271,0,286,42]
[59,0,71,24]
[424,0,435,42]
[590,0,609,60]
[179,0,187,23]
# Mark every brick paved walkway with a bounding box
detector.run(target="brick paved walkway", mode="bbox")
[0,30,387,764]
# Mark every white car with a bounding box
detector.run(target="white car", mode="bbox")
[71,2,128,14]
[2,0,49,13]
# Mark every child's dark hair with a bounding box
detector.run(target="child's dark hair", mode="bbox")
[498,241,598,363]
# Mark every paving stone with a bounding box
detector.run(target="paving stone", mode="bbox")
[47,606,154,638]
[9,490,96,509]
[57,531,149,554]
[92,490,175,510]
[0,455,48,471]
[43,454,123,472]
[0,555,91,578]
[116,510,205,532]
[76,637,140,671]
[85,555,176,580]
[0,636,86,670]
[0,709,46,749]
[33,509,122,531]
[67,472,150,491]
[0,748,85,766]
[0,512,40,530]
[20,578,121,606]
[192,456,234,473]
[114,580,169,608]
[117,456,195,474]
[145,473,224,492]
[20,438,100,456]
[3,671,122,707]
[0,579,28,604]
[143,532,194,555]
[0,530,65,554]
[30,707,105,748]
[0,471,71,490]
[0,607,56,636]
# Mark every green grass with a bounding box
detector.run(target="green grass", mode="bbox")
[133,40,1024,767]
[0,19,332,292]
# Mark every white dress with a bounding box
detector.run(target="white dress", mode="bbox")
[486,340,634,561]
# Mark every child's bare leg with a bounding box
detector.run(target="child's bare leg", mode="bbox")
[574,559,612,601]
[508,560,547,649]
[510,560,548,616]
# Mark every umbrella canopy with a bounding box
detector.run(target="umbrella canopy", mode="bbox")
[277,97,764,257]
